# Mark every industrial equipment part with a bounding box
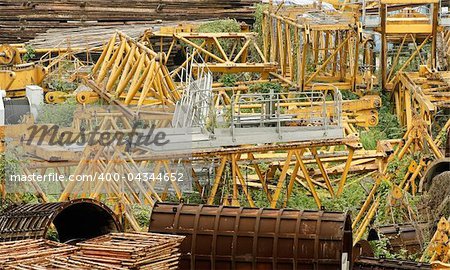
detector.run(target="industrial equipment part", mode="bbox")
[72,232,185,269]
[421,217,450,266]
[0,198,121,243]
[368,223,426,254]
[375,0,441,90]
[0,1,258,44]
[0,44,21,65]
[0,44,48,98]
[0,233,185,269]
[422,158,450,191]
[144,30,277,79]
[148,202,353,270]
[421,125,450,190]
[262,5,374,94]
[353,240,375,262]
[393,69,450,129]
[0,239,78,268]
[88,31,180,112]
[0,63,47,98]
[352,118,447,244]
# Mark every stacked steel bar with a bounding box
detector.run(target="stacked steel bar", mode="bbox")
[0,239,78,268]
[0,0,258,43]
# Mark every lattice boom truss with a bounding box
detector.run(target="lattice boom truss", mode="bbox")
[262,6,374,94]
[90,31,181,108]
[142,30,278,79]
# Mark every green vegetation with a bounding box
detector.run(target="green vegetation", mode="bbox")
[37,98,78,127]
[198,19,241,33]
[253,4,267,46]
[47,79,77,93]
[340,90,360,100]
[22,45,36,62]
[370,237,411,260]
[46,61,78,92]
[249,81,284,94]
[132,204,152,228]
[218,74,238,87]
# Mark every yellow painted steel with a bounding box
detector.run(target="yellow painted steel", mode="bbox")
[377,1,440,90]
[262,6,374,94]
[393,69,450,129]
[89,31,180,109]
[143,30,277,79]
[0,64,47,97]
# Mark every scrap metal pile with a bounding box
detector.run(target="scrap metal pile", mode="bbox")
[0,0,450,269]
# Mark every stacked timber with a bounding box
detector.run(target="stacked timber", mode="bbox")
[0,233,185,269]
[71,232,185,270]
[27,24,157,50]
[26,20,208,50]
[0,0,258,44]
[0,239,78,268]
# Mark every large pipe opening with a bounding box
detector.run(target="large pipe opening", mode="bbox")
[52,201,121,243]
[0,199,121,244]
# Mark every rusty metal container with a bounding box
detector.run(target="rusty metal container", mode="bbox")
[367,223,426,254]
[148,203,353,270]
[0,198,121,243]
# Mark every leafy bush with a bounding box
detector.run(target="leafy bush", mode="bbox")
[48,79,77,92]
[341,90,360,100]
[253,4,268,46]
[219,74,238,87]
[131,204,151,228]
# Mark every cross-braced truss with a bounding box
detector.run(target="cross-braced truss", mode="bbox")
[376,0,440,90]
[262,6,374,94]
[142,30,278,79]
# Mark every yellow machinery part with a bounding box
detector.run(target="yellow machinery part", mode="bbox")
[288,95,381,127]
[76,91,99,104]
[45,91,69,104]
[0,44,21,65]
[0,64,47,97]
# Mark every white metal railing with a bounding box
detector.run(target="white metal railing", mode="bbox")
[172,51,213,131]
[230,89,342,140]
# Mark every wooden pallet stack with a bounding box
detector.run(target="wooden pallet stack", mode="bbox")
[0,233,185,270]
[70,232,185,270]
[0,239,78,268]
[0,0,258,44]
